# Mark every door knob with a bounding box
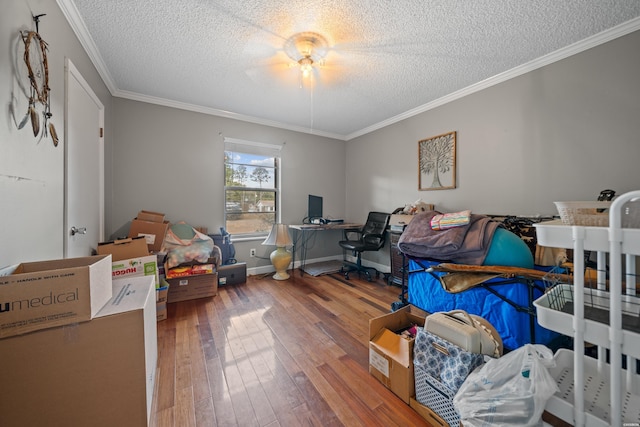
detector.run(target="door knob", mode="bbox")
[70,226,87,236]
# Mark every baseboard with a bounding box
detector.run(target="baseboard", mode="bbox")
[343,255,391,274]
[246,255,390,277]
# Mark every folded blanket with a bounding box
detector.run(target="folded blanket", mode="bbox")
[398,210,499,265]
[431,210,471,230]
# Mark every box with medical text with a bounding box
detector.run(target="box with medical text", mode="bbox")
[0,255,112,339]
[0,276,157,427]
[368,304,427,404]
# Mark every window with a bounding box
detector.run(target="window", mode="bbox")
[224,138,282,236]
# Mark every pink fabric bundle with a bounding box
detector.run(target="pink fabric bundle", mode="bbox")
[430,210,471,230]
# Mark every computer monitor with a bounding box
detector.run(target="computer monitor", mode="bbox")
[308,194,323,220]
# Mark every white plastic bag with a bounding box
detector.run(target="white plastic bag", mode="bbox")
[452,344,559,427]
[163,222,215,268]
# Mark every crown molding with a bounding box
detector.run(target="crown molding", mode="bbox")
[56,0,118,94]
[58,1,640,142]
[346,16,640,140]
[114,89,347,140]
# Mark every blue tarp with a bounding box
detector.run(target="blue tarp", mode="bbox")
[407,259,560,351]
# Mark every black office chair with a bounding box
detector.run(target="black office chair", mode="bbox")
[339,211,390,281]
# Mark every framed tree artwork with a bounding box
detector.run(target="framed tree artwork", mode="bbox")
[418,131,456,190]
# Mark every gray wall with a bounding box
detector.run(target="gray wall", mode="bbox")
[110,98,346,270]
[345,30,640,269]
[0,0,112,265]
[2,0,639,274]
[348,30,640,219]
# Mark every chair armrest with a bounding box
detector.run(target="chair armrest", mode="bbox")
[342,227,362,240]
[363,232,384,238]
[362,232,385,245]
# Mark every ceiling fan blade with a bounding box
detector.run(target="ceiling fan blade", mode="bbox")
[311,62,354,88]
[243,40,280,58]
[245,60,298,86]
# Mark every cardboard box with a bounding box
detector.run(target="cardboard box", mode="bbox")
[156,283,169,303]
[368,305,426,404]
[410,397,449,427]
[156,302,167,321]
[218,262,247,286]
[0,255,112,339]
[111,254,160,287]
[0,276,157,427]
[136,210,165,223]
[167,272,218,303]
[128,219,169,252]
[97,236,149,261]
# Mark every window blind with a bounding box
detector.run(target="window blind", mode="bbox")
[223,137,283,158]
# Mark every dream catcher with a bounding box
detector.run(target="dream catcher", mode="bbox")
[19,14,58,146]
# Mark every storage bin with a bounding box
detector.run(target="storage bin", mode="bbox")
[414,366,457,427]
[553,201,611,226]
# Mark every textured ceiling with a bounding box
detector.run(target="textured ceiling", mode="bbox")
[60,0,640,140]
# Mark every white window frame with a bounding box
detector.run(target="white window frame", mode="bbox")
[223,137,282,239]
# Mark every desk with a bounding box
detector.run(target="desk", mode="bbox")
[289,223,362,276]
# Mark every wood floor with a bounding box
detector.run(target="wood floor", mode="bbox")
[149,270,432,427]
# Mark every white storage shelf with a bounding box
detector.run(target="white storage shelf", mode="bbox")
[534,284,640,358]
[533,191,640,427]
[535,219,640,255]
[545,349,640,427]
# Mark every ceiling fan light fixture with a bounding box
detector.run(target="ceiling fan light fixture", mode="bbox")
[284,32,328,78]
[298,56,313,77]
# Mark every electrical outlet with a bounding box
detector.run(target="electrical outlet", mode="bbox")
[250,248,256,257]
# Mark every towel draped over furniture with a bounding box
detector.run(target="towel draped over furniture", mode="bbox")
[397,211,500,265]
[395,212,563,351]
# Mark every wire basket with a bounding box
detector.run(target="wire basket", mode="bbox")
[540,266,573,311]
[536,266,640,351]
[554,201,612,226]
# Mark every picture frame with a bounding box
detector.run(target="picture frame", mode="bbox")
[418,131,456,191]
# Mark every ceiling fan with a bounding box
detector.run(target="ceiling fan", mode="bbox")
[244,30,350,88]
[283,32,328,79]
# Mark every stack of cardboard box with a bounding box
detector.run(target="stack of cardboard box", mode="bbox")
[128,210,169,253]
[0,256,157,427]
[97,235,168,321]
[121,210,221,305]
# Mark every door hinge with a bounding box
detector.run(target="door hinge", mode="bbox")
[99,127,104,138]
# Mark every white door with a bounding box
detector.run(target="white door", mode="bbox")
[64,59,104,258]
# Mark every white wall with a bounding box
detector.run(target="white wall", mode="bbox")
[0,0,111,265]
